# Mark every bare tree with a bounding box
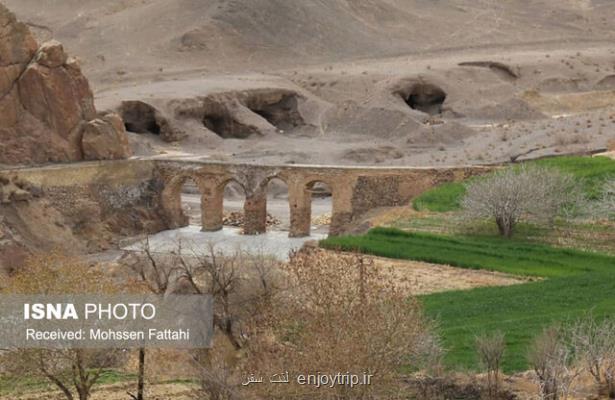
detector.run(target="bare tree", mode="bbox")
[528,326,582,400]
[475,331,505,399]
[461,165,580,237]
[570,316,615,398]
[6,348,125,400]
[124,239,281,400]
[122,236,175,400]
[180,243,282,399]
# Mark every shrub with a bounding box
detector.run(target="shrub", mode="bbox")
[570,316,615,398]
[527,326,581,400]
[476,331,505,399]
[596,178,615,219]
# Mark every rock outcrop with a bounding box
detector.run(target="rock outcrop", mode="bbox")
[0,4,131,165]
[0,175,39,204]
[82,113,131,160]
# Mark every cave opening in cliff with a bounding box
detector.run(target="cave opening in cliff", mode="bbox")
[202,113,260,139]
[120,100,161,135]
[246,93,304,132]
[404,84,447,115]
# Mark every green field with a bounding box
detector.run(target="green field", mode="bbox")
[413,156,615,212]
[320,227,615,372]
[412,182,467,212]
[321,228,615,277]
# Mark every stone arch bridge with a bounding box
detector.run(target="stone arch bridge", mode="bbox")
[156,160,489,237]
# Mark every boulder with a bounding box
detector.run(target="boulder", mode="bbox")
[35,40,68,68]
[82,114,132,160]
[0,4,130,165]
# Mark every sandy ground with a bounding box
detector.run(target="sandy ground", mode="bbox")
[123,226,326,261]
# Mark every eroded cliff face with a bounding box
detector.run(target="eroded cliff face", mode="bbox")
[0,161,168,278]
[0,4,130,165]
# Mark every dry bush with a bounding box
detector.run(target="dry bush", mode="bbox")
[569,316,615,398]
[177,242,285,350]
[1,251,125,400]
[527,326,582,400]
[476,331,505,399]
[596,178,615,219]
[553,132,590,147]
[461,165,581,237]
[241,248,439,400]
[5,251,117,295]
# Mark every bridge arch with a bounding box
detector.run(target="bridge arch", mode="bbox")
[218,178,248,232]
[305,180,333,235]
[160,173,205,229]
[287,176,337,237]
[258,175,290,232]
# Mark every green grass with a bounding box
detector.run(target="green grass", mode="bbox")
[423,271,615,372]
[412,182,467,212]
[320,227,615,372]
[388,215,615,255]
[533,156,615,199]
[413,156,615,211]
[321,227,615,278]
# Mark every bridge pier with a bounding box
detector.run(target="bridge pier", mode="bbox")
[329,183,353,236]
[160,175,190,229]
[201,185,224,231]
[243,191,267,235]
[288,182,311,237]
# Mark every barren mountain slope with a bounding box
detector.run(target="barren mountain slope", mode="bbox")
[4,0,614,85]
[2,0,615,166]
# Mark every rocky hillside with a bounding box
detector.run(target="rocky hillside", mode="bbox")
[0,3,130,165]
[2,0,615,167]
